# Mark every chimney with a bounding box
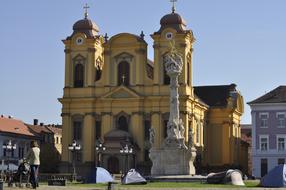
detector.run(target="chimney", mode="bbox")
[33,119,38,126]
[40,122,44,126]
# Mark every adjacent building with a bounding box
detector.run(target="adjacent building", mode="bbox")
[241,124,252,175]
[27,120,62,173]
[0,116,62,173]
[248,86,286,178]
[0,115,38,167]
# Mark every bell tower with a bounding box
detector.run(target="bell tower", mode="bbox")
[62,4,104,89]
[151,5,195,94]
[60,4,104,173]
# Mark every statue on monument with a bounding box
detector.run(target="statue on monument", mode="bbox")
[149,128,155,148]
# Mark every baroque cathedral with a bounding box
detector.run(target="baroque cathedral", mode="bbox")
[59,5,245,176]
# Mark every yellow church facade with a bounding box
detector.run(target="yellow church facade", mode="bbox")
[59,8,245,176]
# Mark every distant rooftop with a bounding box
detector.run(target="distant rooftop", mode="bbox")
[0,115,35,137]
[248,86,286,104]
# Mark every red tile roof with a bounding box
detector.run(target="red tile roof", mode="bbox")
[0,116,35,137]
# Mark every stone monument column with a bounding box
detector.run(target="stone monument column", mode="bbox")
[163,49,187,149]
[149,43,197,176]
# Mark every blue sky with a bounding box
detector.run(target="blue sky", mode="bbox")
[0,0,285,125]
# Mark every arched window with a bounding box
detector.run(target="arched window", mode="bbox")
[73,120,82,141]
[74,64,84,88]
[118,116,128,132]
[95,57,103,82]
[118,61,130,86]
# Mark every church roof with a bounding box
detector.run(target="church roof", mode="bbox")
[248,86,286,104]
[194,84,237,107]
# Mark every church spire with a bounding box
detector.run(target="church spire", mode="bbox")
[83,3,90,19]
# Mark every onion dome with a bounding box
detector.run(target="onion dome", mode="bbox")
[72,18,99,38]
[156,12,187,34]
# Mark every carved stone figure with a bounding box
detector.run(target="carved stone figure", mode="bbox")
[188,127,194,148]
[149,128,155,148]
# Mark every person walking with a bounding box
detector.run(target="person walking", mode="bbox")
[25,141,40,189]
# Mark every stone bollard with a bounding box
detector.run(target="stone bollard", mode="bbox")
[107,182,115,190]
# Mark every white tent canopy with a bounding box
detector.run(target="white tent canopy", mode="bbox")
[87,167,114,183]
[122,169,147,185]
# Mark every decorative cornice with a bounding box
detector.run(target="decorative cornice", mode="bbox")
[150,111,161,115]
[132,111,145,116]
[101,112,112,116]
[64,49,71,54]
[88,48,96,53]
[85,112,95,116]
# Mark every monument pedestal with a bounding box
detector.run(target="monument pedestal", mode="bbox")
[150,147,196,176]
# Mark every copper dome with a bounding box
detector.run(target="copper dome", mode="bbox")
[160,13,187,26]
[71,18,99,38]
[156,12,187,34]
[73,18,99,31]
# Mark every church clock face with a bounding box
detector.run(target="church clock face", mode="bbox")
[76,37,84,45]
[165,32,173,40]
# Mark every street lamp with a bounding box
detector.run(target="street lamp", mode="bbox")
[95,140,106,167]
[68,140,81,182]
[3,140,16,186]
[120,144,133,174]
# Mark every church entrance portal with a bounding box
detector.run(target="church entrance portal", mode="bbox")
[108,156,119,174]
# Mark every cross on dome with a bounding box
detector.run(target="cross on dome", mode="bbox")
[170,0,178,13]
[83,3,90,19]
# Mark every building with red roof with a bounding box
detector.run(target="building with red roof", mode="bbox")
[0,115,38,166]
